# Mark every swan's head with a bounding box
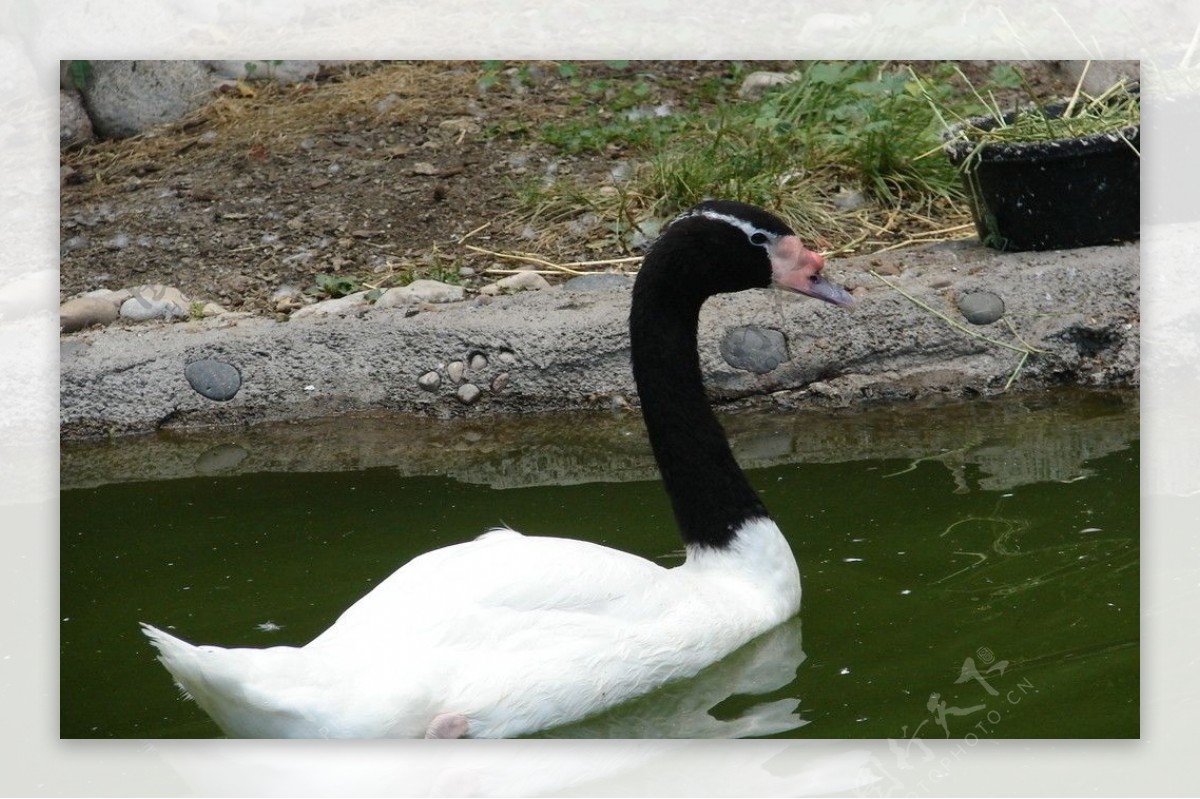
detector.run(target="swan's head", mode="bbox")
[659,200,854,307]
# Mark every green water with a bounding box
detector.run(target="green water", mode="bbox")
[60,390,1138,739]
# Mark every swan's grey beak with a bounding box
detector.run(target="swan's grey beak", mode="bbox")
[801,272,855,307]
[769,236,854,308]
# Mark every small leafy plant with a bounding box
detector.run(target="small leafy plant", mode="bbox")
[243,60,286,81]
[311,273,360,298]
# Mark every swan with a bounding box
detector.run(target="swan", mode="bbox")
[141,200,854,739]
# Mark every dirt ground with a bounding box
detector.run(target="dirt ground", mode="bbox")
[59,60,1073,316]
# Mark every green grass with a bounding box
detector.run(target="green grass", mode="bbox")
[490,61,1067,257]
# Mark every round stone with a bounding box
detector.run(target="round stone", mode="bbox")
[719,325,789,374]
[446,361,466,384]
[184,359,242,401]
[469,352,488,371]
[957,291,1005,325]
[418,370,441,391]
[491,372,510,392]
[456,383,481,405]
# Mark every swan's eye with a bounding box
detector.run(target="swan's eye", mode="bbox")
[749,232,769,245]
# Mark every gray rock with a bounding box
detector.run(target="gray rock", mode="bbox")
[469,352,488,371]
[375,280,465,307]
[60,297,119,333]
[60,90,94,149]
[104,233,131,250]
[447,361,466,384]
[438,116,481,135]
[270,285,302,303]
[184,359,242,401]
[199,302,228,318]
[290,291,369,319]
[720,325,789,374]
[203,60,321,85]
[418,371,441,391]
[737,71,796,100]
[625,218,664,252]
[78,288,131,308]
[456,383,481,405]
[480,271,551,296]
[833,189,868,211]
[81,60,215,139]
[958,291,1006,325]
[120,284,190,322]
[564,273,634,292]
[119,296,182,322]
[491,373,510,393]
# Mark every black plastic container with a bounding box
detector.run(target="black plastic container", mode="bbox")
[943,104,1140,252]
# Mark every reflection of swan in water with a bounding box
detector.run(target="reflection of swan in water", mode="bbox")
[532,615,807,739]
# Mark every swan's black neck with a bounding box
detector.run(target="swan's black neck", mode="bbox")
[630,255,769,551]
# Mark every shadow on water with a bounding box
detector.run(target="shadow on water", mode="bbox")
[60,388,1138,738]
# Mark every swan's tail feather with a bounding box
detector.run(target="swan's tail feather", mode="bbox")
[140,622,318,737]
[140,623,207,701]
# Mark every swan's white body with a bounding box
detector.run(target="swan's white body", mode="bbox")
[143,519,799,738]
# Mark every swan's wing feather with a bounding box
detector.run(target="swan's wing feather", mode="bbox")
[309,530,669,646]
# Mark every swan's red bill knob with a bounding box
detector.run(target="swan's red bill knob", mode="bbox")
[768,236,854,307]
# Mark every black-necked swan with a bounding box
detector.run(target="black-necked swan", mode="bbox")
[141,199,854,739]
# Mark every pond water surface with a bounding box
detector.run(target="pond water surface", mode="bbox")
[60,389,1138,739]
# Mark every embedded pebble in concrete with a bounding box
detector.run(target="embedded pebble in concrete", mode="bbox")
[184,359,242,401]
[469,352,488,371]
[958,291,1005,325]
[491,372,509,392]
[719,325,789,374]
[417,371,441,391]
[498,350,516,365]
[447,361,466,384]
[456,383,481,405]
